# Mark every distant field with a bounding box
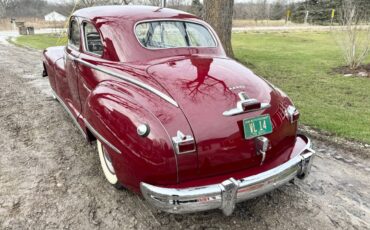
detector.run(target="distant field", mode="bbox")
[11,32,370,143]
[12,34,67,50]
[233,19,288,27]
[0,18,65,31]
[233,31,370,143]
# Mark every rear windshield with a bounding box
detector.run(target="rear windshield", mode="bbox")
[135,21,216,49]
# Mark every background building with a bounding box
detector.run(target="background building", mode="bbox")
[44,11,66,22]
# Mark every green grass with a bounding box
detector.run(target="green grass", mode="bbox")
[233,31,370,143]
[12,34,66,50]
[12,32,370,143]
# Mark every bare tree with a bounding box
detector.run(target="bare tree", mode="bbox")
[79,0,135,6]
[79,0,97,7]
[333,0,370,69]
[0,0,15,17]
[203,0,234,57]
[148,0,161,6]
[110,0,133,4]
[167,0,181,8]
[190,0,202,18]
[179,59,235,102]
[0,0,12,8]
[4,0,45,18]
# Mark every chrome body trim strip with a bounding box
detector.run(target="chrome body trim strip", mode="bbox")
[83,118,122,154]
[52,90,87,139]
[74,58,179,108]
[52,89,121,154]
[140,135,315,216]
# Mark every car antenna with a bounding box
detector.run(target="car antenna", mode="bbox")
[155,0,166,12]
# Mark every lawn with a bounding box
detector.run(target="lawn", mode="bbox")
[233,31,370,143]
[12,34,66,50]
[12,32,370,143]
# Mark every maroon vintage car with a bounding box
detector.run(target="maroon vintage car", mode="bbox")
[42,5,315,215]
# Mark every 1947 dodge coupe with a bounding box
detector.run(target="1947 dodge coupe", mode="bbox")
[42,6,315,215]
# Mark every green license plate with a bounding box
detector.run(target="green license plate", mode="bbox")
[243,115,273,139]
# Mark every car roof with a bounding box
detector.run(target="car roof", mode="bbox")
[73,5,198,22]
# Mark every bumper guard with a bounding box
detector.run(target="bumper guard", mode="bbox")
[140,135,315,216]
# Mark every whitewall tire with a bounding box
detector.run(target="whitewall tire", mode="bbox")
[97,140,123,189]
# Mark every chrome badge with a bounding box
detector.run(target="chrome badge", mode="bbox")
[255,136,269,165]
[228,85,246,91]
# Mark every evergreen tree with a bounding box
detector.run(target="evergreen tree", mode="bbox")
[271,1,285,20]
[291,0,370,24]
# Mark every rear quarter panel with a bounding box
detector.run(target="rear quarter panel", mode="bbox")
[43,46,65,92]
[84,81,179,192]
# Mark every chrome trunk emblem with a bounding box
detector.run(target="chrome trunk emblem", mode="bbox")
[255,136,269,165]
[228,85,246,91]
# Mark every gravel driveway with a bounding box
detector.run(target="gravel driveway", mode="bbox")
[0,39,369,230]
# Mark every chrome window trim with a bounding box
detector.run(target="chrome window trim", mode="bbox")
[68,17,81,51]
[73,57,179,107]
[81,20,104,58]
[83,118,122,154]
[133,19,218,50]
[68,43,79,52]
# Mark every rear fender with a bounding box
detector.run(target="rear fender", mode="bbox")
[84,81,178,192]
[43,46,65,92]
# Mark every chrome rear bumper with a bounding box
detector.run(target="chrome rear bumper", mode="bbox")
[140,136,315,216]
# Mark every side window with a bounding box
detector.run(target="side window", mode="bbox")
[151,22,187,48]
[69,19,80,48]
[186,23,216,47]
[135,21,216,49]
[83,22,103,56]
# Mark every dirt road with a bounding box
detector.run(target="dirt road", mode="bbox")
[0,40,369,230]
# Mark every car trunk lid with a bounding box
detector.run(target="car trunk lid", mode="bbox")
[147,56,296,180]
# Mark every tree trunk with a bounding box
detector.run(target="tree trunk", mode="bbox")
[203,0,234,57]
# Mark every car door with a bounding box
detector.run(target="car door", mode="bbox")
[61,17,82,118]
[78,21,105,116]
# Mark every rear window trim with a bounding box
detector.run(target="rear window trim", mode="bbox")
[134,19,218,50]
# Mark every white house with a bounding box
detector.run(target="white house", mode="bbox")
[44,11,67,22]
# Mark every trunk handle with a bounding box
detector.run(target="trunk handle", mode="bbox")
[223,92,270,117]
